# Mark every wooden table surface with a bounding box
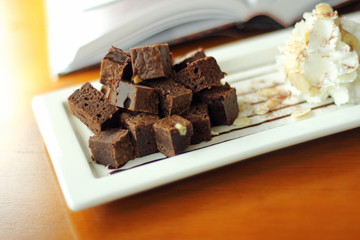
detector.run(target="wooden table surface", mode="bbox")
[1,1,360,239]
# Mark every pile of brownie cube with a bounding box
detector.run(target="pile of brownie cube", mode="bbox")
[68,43,239,168]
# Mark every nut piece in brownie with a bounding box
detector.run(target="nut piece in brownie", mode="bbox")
[100,85,110,98]
[173,48,206,72]
[68,82,119,133]
[182,103,212,144]
[100,46,132,86]
[130,43,173,83]
[89,128,135,168]
[194,83,239,126]
[120,112,160,157]
[142,78,193,117]
[174,56,224,93]
[109,79,159,114]
[153,115,193,157]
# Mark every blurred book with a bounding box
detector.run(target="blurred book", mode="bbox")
[45,0,350,76]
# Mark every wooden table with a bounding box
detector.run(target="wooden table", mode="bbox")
[1,1,360,239]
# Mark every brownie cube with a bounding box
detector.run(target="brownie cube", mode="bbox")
[173,48,206,72]
[89,129,135,168]
[174,56,224,93]
[153,115,193,157]
[142,78,193,117]
[130,43,172,82]
[109,79,159,114]
[100,46,132,86]
[182,103,212,144]
[68,82,119,133]
[194,83,239,126]
[120,112,160,157]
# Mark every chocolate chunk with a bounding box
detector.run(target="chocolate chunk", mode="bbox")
[120,112,160,157]
[182,103,212,144]
[173,48,206,72]
[130,43,172,82]
[153,115,193,157]
[100,46,132,86]
[174,56,224,93]
[89,128,135,168]
[142,78,193,117]
[194,83,239,126]
[68,82,119,133]
[108,79,159,114]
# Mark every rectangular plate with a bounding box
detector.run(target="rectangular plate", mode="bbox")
[32,27,360,211]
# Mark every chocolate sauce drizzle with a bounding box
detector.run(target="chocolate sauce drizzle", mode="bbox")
[109,157,168,175]
[108,101,334,176]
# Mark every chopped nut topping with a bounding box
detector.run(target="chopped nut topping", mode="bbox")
[341,28,359,51]
[314,3,334,19]
[291,108,312,118]
[287,72,310,93]
[211,130,219,136]
[257,87,283,98]
[175,123,187,136]
[233,117,251,128]
[309,86,321,97]
[237,100,251,112]
[256,98,283,115]
[133,75,142,84]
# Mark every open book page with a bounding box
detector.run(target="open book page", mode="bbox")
[45,0,350,76]
[240,0,348,25]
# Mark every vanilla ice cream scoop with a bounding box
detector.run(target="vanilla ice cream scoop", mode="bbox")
[277,3,360,105]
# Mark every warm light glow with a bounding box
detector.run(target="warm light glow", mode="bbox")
[0,3,15,124]
[0,1,51,124]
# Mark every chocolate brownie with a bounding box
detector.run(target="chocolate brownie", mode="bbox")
[89,128,135,168]
[120,112,160,157]
[194,83,239,126]
[142,78,193,117]
[153,115,193,157]
[108,79,159,114]
[173,48,206,72]
[174,56,224,93]
[68,82,119,133]
[130,43,172,82]
[100,46,132,86]
[182,103,212,144]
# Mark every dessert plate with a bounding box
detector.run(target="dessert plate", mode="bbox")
[32,19,360,211]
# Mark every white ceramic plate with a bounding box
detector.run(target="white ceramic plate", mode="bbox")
[32,21,360,211]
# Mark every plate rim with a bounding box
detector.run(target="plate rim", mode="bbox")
[32,87,360,211]
[32,14,360,210]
